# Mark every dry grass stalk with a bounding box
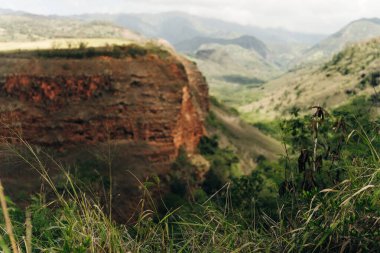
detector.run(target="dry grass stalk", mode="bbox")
[0,180,19,253]
[25,209,32,253]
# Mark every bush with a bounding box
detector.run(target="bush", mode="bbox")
[198,136,240,194]
[198,135,219,155]
[168,148,198,198]
[229,171,263,210]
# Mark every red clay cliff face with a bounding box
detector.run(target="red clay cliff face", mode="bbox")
[0,50,209,166]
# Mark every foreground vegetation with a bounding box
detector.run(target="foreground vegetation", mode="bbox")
[0,96,380,252]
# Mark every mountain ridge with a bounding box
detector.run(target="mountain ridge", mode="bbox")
[175,35,269,57]
[300,17,380,65]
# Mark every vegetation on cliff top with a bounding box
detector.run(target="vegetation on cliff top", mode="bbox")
[0,43,170,60]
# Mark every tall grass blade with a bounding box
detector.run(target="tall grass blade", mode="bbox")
[0,181,19,253]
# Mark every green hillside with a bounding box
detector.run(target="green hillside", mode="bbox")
[206,97,283,173]
[240,37,380,122]
[190,44,283,107]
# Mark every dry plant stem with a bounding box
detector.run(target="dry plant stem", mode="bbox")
[105,127,113,253]
[25,209,32,253]
[0,181,19,253]
[281,131,291,181]
[313,122,319,172]
[107,138,112,220]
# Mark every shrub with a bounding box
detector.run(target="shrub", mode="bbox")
[229,171,264,210]
[199,136,240,194]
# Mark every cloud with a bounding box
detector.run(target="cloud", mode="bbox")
[1,0,380,34]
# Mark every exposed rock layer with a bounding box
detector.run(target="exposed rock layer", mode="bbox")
[0,48,209,166]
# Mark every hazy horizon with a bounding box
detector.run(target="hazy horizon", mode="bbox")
[1,0,380,35]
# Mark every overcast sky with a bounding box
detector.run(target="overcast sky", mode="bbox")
[1,0,379,34]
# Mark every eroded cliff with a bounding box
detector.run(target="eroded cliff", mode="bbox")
[0,45,209,167]
[0,46,210,220]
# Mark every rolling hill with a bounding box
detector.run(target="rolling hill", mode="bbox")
[190,43,283,107]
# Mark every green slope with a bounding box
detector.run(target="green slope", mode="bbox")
[240,37,380,122]
[189,44,283,108]
[207,98,284,173]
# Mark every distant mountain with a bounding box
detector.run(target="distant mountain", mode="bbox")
[0,12,141,42]
[76,11,326,67]
[0,8,23,14]
[175,35,268,57]
[76,11,325,46]
[301,18,380,64]
[0,10,323,64]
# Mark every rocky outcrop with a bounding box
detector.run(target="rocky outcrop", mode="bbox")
[0,46,209,166]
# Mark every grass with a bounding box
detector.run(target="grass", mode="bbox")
[0,139,130,252]
[0,67,377,253]
[0,126,378,252]
[0,181,18,253]
[0,98,379,252]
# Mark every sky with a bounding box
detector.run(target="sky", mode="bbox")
[1,0,379,34]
